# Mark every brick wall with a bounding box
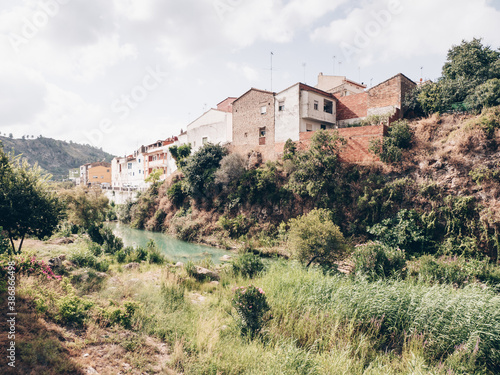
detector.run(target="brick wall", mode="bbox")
[232,89,275,161]
[334,92,368,121]
[286,125,386,163]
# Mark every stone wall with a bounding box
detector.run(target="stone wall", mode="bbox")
[232,89,275,161]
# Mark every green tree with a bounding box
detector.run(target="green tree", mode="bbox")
[287,208,350,268]
[169,143,192,169]
[61,186,109,230]
[183,143,227,202]
[370,120,412,163]
[145,169,163,185]
[0,146,64,254]
[465,78,500,111]
[287,130,346,205]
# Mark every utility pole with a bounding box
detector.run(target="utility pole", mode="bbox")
[270,52,274,92]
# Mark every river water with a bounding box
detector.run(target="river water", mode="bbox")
[106,222,230,264]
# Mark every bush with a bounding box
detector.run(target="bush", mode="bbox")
[214,153,246,191]
[88,242,102,257]
[232,285,270,337]
[146,240,166,264]
[231,253,265,278]
[115,247,132,263]
[69,249,109,272]
[219,214,251,239]
[368,209,427,256]
[369,120,412,163]
[287,209,350,268]
[167,181,187,207]
[57,281,94,327]
[352,242,406,281]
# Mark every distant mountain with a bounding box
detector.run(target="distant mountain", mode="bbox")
[0,136,115,180]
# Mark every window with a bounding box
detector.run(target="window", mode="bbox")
[107,169,110,172]
[93,176,98,179]
[260,105,267,115]
[314,100,319,110]
[321,124,327,130]
[127,163,132,169]
[259,127,266,145]
[278,101,285,111]
[324,99,333,114]
[202,137,208,145]
[306,124,313,132]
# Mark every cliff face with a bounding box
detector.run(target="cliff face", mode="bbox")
[0,136,114,180]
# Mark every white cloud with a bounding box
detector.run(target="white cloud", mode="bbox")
[227,62,260,82]
[311,0,500,66]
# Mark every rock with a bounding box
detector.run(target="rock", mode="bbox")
[220,255,232,262]
[48,256,63,268]
[124,262,140,270]
[247,150,262,169]
[193,266,219,281]
[86,367,98,374]
[210,281,219,285]
[50,237,75,245]
[96,272,108,278]
[83,353,89,357]
[175,262,184,268]
[59,254,66,261]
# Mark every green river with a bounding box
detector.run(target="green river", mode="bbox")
[106,222,230,264]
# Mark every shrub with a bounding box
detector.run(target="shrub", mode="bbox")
[231,253,265,278]
[69,249,109,272]
[287,209,350,268]
[134,246,148,262]
[99,300,140,329]
[231,285,270,337]
[352,242,406,281]
[369,120,412,163]
[214,153,246,191]
[57,282,94,327]
[88,242,102,257]
[9,255,61,280]
[219,214,251,239]
[167,181,187,207]
[146,240,166,264]
[368,209,426,256]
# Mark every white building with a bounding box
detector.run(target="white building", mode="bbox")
[111,146,148,189]
[186,97,235,152]
[274,83,337,144]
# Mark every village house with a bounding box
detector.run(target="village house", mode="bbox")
[230,73,416,163]
[111,146,148,189]
[143,137,178,182]
[187,97,236,152]
[79,162,111,186]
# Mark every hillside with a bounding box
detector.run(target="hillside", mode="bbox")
[0,136,114,180]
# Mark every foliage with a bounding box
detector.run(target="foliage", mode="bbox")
[69,248,110,272]
[368,209,427,256]
[96,300,140,329]
[231,253,265,278]
[351,242,406,281]
[169,143,192,169]
[167,181,187,207]
[62,186,109,230]
[145,168,163,184]
[231,285,270,337]
[286,130,346,205]
[287,209,350,268]
[407,255,500,288]
[0,227,9,255]
[0,146,64,254]
[219,214,252,239]
[465,78,500,111]
[214,153,246,195]
[282,138,297,160]
[369,120,412,163]
[57,281,94,327]
[182,143,227,202]
[146,239,166,264]
[3,255,62,280]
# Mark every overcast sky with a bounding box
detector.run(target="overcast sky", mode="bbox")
[1,0,499,156]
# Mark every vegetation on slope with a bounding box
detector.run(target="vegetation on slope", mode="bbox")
[0,136,114,180]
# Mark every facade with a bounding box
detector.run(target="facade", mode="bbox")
[231,88,276,161]
[111,147,148,189]
[143,138,177,181]
[334,73,416,126]
[187,97,236,152]
[79,162,111,186]
[274,83,337,146]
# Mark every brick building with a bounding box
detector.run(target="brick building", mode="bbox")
[231,88,276,161]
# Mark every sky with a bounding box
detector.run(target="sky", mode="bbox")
[0,0,499,156]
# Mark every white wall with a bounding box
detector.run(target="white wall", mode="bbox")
[274,84,301,143]
[187,109,232,151]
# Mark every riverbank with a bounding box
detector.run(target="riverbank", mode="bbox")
[1,236,499,374]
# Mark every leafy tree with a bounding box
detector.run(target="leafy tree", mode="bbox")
[282,138,297,160]
[8,133,13,139]
[169,143,192,169]
[182,143,227,202]
[287,130,346,205]
[61,186,109,230]
[287,208,350,268]
[465,78,500,111]
[0,145,64,254]
[214,153,246,193]
[145,169,163,185]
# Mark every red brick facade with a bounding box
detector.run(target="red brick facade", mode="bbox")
[335,92,368,121]
[292,125,387,163]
